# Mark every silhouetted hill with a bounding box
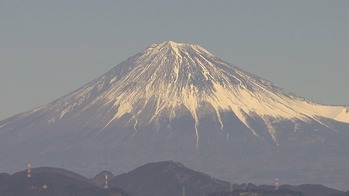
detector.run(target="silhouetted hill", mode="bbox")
[0,167,127,196]
[209,189,302,196]
[110,160,229,196]
[280,184,345,196]
[209,183,347,196]
[0,162,347,196]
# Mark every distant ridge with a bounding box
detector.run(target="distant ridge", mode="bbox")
[0,161,347,196]
[0,167,127,196]
[110,160,229,196]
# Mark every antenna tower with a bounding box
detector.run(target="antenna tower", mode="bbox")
[27,161,31,178]
[275,177,279,190]
[104,174,109,189]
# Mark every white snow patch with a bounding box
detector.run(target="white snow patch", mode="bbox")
[14,41,348,145]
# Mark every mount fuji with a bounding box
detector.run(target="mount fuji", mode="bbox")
[1,41,349,189]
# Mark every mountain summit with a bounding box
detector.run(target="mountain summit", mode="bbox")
[1,41,349,189]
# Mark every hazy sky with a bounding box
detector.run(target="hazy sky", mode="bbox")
[1,0,348,120]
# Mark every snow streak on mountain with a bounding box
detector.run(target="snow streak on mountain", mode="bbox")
[1,41,349,189]
[17,41,348,144]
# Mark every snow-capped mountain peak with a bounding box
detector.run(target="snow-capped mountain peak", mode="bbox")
[29,41,349,146]
[1,41,349,190]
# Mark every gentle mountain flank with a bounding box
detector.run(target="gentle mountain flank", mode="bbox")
[1,41,348,190]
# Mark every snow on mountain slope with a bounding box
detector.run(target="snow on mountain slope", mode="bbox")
[17,41,347,144]
[3,41,348,141]
[1,41,349,189]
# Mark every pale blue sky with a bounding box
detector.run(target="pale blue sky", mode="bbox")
[1,0,348,120]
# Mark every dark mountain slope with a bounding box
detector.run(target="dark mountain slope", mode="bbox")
[110,160,229,196]
[0,167,127,196]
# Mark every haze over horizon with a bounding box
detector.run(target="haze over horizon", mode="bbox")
[1,0,349,121]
